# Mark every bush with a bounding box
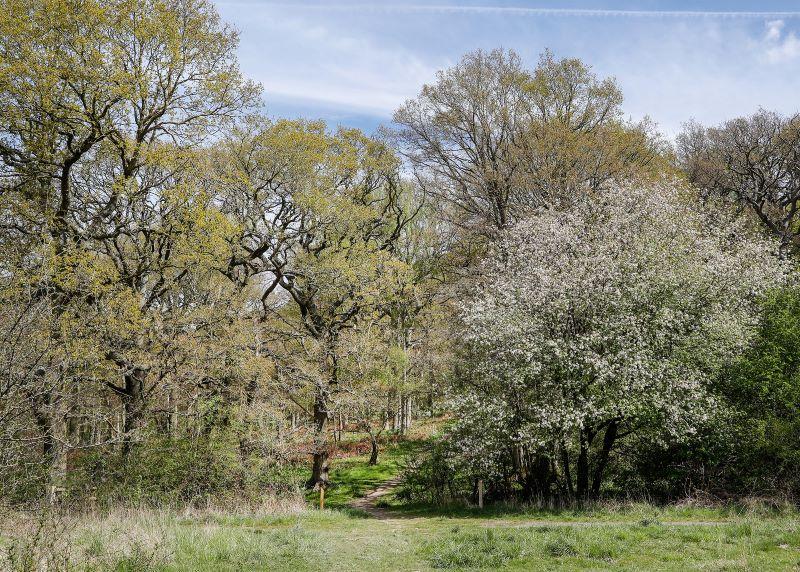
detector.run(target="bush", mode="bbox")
[615,285,800,501]
[66,422,303,507]
[396,439,476,505]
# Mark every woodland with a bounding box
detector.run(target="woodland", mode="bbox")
[2,1,800,570]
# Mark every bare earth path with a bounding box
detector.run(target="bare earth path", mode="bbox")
[347,476,404,519]
[348,477,726,527]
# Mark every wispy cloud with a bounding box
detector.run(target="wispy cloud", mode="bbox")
[763,19,800,63]
[766,19,785,41]
[216,1,800,137]
[220,10,442,118]
[221,3,800,19]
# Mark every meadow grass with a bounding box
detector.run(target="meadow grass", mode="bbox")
[4,439,800,570]
[3,506,800,571]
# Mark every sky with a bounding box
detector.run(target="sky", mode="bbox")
[215,1,800,139]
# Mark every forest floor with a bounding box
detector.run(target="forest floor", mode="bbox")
[3,438,800,570]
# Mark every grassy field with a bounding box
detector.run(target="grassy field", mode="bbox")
[4,504,800,570]
[3,441,800,571]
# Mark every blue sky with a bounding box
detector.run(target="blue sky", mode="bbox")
[215,1,800,138]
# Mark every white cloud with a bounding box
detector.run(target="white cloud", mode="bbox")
[766,19,785,41]
[763,19,800,63]
[216,7,442,116]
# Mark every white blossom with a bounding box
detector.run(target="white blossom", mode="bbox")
[452,179,788,474]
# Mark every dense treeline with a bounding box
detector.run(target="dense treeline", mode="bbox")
[1,0,799,509]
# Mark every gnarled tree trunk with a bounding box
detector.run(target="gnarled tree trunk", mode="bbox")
[368,432,379,465]
[121,365,146,457]
[306,389,330,489]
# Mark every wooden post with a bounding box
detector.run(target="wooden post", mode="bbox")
[319,486,325,510]
[478,479,484,509]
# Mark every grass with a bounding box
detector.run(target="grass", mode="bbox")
[4,506,800,570]
[5,433,800,570]
[382,497,799,523]
[307,438,421,509]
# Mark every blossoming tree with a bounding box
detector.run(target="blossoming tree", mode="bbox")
[454,180,787,501]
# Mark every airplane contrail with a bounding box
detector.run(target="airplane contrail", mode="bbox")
[220,3,800,19]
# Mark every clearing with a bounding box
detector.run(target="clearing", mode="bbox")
[3,440,800,570]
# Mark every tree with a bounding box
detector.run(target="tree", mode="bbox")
[392,48,664,241]
[215,118,415,488]
[723,285,800,492]
[453,180,786,501]
[0,0,258,495]
[376,191,453,436]
[335,326,403,465]
[677,109,800,255]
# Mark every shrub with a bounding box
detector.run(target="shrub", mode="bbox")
[396,439,476,505]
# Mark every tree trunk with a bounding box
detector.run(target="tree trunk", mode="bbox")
[510,444,524,485]
[47,392,67,506]
[30,371,68,506]
[121,366,146,457]
[169,394,179,437]
[397,394,405,435]
[590,420,618,499]
[386,392,396,431]
[306,390,330,489]
[368,433,379,465]
[333,412,339,442]
[576,431,590,502]
[560,444,574,499]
